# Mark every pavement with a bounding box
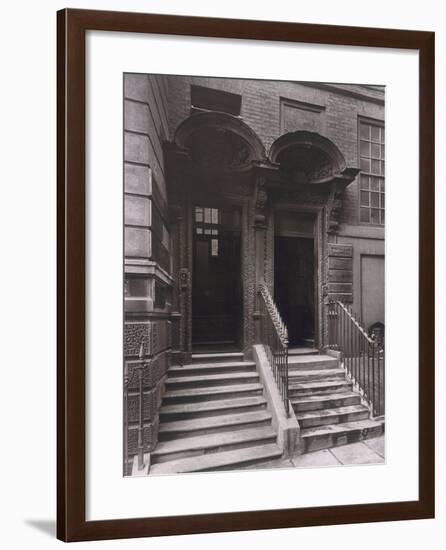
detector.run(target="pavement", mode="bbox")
[244,435,385,470]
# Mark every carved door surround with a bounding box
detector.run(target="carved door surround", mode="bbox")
[165,114,359,362]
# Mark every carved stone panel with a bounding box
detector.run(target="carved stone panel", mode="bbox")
[327,243,353,303]
[242,201,257,354]
[280,98,326,135]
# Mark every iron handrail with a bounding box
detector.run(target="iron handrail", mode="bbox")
[328,300,385,417]
[123,341,149,475]
[258,282,290,416]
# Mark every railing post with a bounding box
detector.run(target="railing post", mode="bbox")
[258,284,290,417]
[382,348,385,416]
[328,301,332,348]
[284,340,289,416]
[123,363,129,476]
[328,300,384,418]
[136,341,146,471]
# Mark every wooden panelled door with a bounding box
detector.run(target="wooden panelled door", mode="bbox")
[274,236,315,346]
[192,206,242,350]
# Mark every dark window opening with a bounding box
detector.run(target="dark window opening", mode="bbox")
[191,85,242,116]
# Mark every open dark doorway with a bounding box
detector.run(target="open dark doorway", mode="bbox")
[192,206,242,351]
[274,236,315,346]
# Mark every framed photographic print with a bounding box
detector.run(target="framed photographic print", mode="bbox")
[57,8,434,542]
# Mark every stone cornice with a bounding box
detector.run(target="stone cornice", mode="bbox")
[298,82,385,106]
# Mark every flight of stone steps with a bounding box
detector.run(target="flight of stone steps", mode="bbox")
[149,352,282,475]
[288,348,384,452]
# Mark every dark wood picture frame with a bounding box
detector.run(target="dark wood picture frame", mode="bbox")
[57,8,435,542]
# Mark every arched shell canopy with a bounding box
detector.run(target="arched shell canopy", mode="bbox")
[174,111,265,173]
[269,131,347,184]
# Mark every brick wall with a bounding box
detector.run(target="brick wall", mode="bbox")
[166,76,384,227]
[165,75,385,331]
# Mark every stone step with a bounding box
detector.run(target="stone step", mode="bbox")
[303,338,315,347]
[158,410,272,441]
[162,383,264,404]
[165,371,259,389]
[160,395,267,421]
[288,368,345,383]
[191,352,244,364]
[288,355,339,370]
[291,392,361,412]
[168,361,256,377]
[301,419,385,453]
[288,347,319,356]
[295,404,370,429]
[288,380,353,397]
[151,425,277,464]
[150,443,282,474]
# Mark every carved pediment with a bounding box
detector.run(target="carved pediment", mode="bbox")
[269,131,350,186]
[173,111,266,176]
[276,144,335,184]
[188,126,253,173]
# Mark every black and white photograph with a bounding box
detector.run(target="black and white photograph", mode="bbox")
[123,74,385,476]
[0,0,439,546]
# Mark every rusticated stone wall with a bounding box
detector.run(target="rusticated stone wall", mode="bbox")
[124,321,171,455]
[123,73,173,459]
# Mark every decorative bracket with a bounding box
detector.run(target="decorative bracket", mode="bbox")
[179,268,190,290]
[254,175,268,229]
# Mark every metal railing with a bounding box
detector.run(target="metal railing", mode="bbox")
[258,283,290,416]
[123,341,148,476]
[328,300,385,417]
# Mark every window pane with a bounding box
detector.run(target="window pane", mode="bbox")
[360,124,370,139]
[371,177,380,191]
[371,159,380,174]
[360,174,369,189]
[204,228,211,235]
[360,140,370,157]
[195,207,203,222]
[358,122,384,226]
[360,191,369,206]
[204,208,211,223]
[371,192,380,208]
[360,208,370,223]
[371,143,380,158]
[371,208,380,224]
[211,229,218,235]
[211,239,218,256]
[211,208,218,224]
[360,157,370,172]
[196,227,203,234]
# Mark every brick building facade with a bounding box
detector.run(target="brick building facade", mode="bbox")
[123,74,385,463]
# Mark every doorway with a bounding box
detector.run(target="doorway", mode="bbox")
[274,236,315,346]
[192,206,242,350]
